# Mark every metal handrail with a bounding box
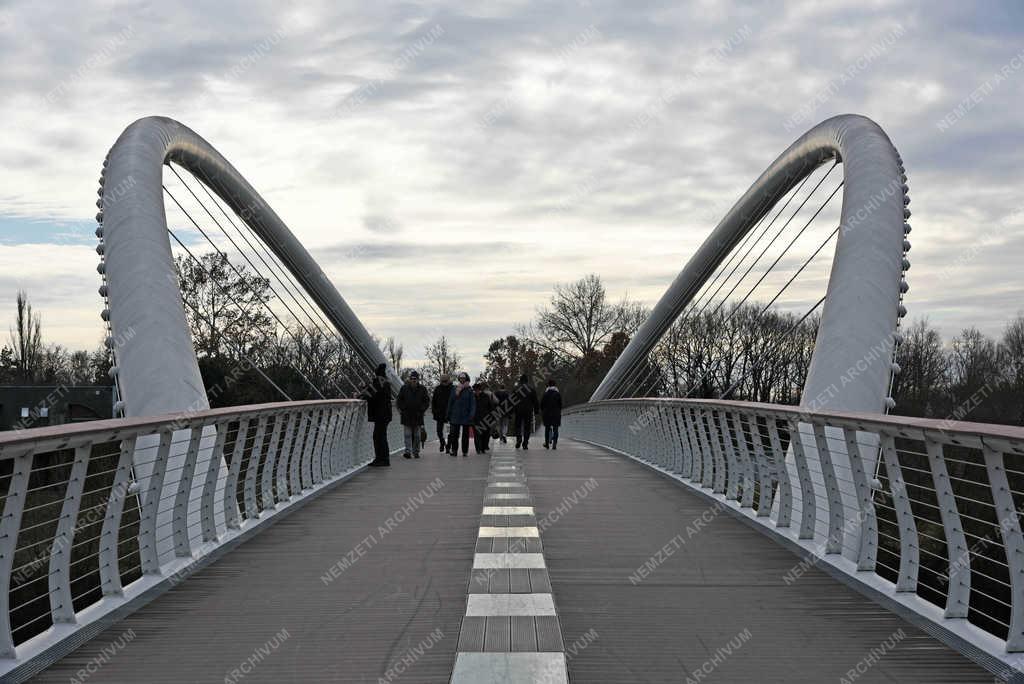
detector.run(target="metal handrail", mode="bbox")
[0,399,397,676]
[563,398,1024,676]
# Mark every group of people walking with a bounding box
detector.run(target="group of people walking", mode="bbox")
[360,363,563,466]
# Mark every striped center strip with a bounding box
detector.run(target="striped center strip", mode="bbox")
[450,450,569,683]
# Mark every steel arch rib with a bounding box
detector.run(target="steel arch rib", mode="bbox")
[592,113,906,414]
[99,116,396,418]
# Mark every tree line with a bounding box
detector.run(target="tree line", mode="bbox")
[0,290,111,386]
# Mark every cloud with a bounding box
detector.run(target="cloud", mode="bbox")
[0,0,1021,372]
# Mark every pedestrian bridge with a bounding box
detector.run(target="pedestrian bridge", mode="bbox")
[0,114,1022,682]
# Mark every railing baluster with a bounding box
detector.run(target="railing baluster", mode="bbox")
[842,428,877,571]
[879,432,918,592]
[174,426,204,557]
[328,409,345,477]
[50,443,92,621]
[312,409,328,485]
[690,409,712,489]
[224,419,250,530]
[926,437,969,619]
[748,415,773,517]
[291,413,308,495]
[983,443,1024,650]
[261,413,284,510]
[717,411,740,500]
[277,412,296,501]
[243,416,267,521]
[200,423,228,543]
[787,422,817,540]
[812,424,845,554]
[707,410,727,494]
[0,450,33,657]
[731,413,755,509]
[766,419,793,528]
[139,432,172,573]
[99,437,136,596]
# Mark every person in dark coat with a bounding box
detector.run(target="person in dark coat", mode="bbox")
[473,381,497,454]
[446,372,476,457]
[541,378,563,449]
[493,384,510,443]
[512,374,539,450]
[360,363,393,467]
[396,370,430,459]
[431,374,454,452]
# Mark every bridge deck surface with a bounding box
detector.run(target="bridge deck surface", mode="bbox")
[32,439,992,683]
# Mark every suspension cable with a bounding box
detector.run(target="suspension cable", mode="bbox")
[163,185,365,398]
[607,162,835,398]
[621,174,843,399]
[165,166,375,388]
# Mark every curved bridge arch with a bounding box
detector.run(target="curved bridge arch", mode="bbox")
[97,116,396,418]
[593,114,908,415]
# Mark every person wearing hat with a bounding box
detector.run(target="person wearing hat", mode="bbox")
[360,363,394,467]
[446,371,476,457]
[396,370,430,459]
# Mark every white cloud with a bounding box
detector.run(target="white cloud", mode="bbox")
[0,0,1022,371]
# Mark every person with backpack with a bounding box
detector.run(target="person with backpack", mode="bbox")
[360,363,393,467]
[431,373,454,452]
[493,383,510,444]
[512,373,539,450]
[446,372,476,457]
[395,370,430,459]
[541,378,563,450]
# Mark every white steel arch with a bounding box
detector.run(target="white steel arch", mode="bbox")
[97,115,399,420]
[592,113,909,416]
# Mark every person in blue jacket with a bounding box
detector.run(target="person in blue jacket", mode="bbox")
[446,371,476,457]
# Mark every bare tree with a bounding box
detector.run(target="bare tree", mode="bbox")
[382,336,404,374]
[421,336,462,385]
[527,274,646,361]
[10,290,43,383]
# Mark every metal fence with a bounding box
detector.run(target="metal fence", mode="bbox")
[0,399,397,671]
[563,398,1024,671]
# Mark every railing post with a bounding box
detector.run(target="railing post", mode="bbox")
[716,411,740,500]
[731,413,756,509]
[139,432,172,573]
[749,416,774,518]
[673,408,692,478]
[879,432,918,592]
[243,416,268,521]
[290,413,308,496]
[50,444,92,622]
[200,423,228,543]
[277,412,296,501]
[99,437,136,596]
[786,422,817,540]
[689,409,712,489]
[311,409,328,485]
[224,419,250,530]
[0,450,32,657]
[766,419,793,528]
[983,443,1024,650]
[842,428,878,571]
[261,413,284,510]
[812,424,845,554]
[174,426,205,557]
[926,437,969,618]
[706,409,727,494]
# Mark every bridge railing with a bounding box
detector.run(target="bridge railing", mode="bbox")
[564,398,1024,671]
[0,399,393,673]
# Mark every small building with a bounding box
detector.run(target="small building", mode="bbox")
[0,385,114,432]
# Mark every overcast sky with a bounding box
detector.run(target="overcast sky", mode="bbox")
[1,0,1022,373]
